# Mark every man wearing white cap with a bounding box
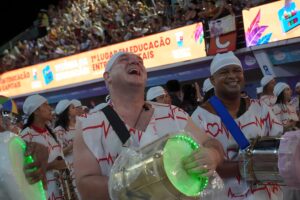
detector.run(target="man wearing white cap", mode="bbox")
[272,82,299,131]
[20,94,67,200]
[260,75,277,107]
[191,51,283,200]
[73,52,224,199]
[146,86,171,104]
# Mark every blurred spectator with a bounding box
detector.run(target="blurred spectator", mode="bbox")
[166,79,183,108]
[181,83,200,115]
[146,86,171,104]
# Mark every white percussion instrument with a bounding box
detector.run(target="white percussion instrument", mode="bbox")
[109,133,224,200]
[239,131,300,188]
[0,131,46,200]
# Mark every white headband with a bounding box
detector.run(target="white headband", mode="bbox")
[261,75,275,87]
[273,82,289,97]
[55,99,71,115]
[105,52,127,72]
[210,51,242,75]
[295,82,300,88]
[202,78,214,93]
[146,86,166,101]
[23,94,47,116]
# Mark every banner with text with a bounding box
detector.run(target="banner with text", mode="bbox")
[0,23,206,98]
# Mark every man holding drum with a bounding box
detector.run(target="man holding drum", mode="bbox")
[73,52,224,200]
[191,52,284,200]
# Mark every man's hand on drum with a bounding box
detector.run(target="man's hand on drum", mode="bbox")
[183,147,221,177]
[24,142,49,189]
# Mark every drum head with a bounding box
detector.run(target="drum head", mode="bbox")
[163,134,208,197]
[8,135,46,200]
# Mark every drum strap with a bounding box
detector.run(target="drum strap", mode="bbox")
[209,96,250,150]
[102,105,130,145]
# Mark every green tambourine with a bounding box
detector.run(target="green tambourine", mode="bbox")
[163,134,209,197]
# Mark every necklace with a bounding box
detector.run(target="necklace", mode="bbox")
[133,104,147,129]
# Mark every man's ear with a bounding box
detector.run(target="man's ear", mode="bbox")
[103,72,109,80]
[103,72,110,82]
[103,71,111,85]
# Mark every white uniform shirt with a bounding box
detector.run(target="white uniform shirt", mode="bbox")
[260,95,277,107]
[191,99,283,200]
[20,126,64,200]
[54,120,81,166]
[272,103,299,126]
[81,102,189,176]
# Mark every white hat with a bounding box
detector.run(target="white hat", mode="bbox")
[23,94,47,116]
[210,51,242,75]
[90,103,108,113]
[256,87,263,94]
[260,75,275,87]
[273,82,289,97]
[202,78,214,93]
[55,99,71,115]
[71,99,82,107]
[105,51,126,72]
[146,86,166,101]
[295,82,300,88]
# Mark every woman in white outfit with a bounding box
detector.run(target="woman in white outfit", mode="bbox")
[54,99,81,199]
[272,82,299,131]
[20,94,66,200]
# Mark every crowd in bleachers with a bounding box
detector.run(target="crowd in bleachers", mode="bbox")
[0,0,275,74]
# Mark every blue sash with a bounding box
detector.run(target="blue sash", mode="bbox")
[209,96,250,150]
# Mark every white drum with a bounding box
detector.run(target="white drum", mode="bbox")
[109,133,224,200]
[239,131,300,188]
[0,131,46,200]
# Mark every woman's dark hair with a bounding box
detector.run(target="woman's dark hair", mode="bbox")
[275,92,285,104]
[55,107,70,131]
[22,113,58,143]
[202,89,215,103]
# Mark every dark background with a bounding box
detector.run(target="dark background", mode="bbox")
[0,0,59,46]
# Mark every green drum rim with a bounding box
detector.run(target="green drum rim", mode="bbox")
[163,134,209,197]
[8,136,47,200]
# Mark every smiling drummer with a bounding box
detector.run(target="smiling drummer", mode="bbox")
[191,51,284,200]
